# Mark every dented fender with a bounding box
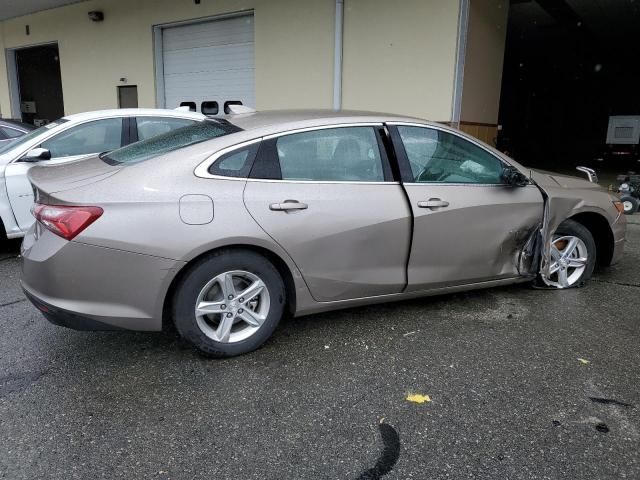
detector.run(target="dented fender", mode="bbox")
[528,169,623,284]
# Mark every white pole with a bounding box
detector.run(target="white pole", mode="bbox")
[333,0,344,110]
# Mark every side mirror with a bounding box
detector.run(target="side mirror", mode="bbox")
[22,148,52,162]
[501,165,529,187]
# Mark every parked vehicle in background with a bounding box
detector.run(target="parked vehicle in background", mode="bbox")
[615,172,640,214]
[0,119,35,146]
[21,110,627,357]
[603,115,640,165]
[0,108,207,240]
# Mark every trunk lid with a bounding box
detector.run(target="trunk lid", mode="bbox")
[28,155,122,196]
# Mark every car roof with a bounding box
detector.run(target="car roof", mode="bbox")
[0,119,35,131]
[223,109,433,133]
[61,108,207,122]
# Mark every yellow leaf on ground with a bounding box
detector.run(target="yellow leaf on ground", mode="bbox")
[577,358,590,364]
[406,394,432,404]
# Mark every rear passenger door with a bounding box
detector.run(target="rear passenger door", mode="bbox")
[243,125,412,302]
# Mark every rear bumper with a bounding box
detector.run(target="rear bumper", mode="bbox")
[21,225,184,331]
[23,287,125,331]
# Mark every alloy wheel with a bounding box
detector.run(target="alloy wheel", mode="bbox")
[194,270,270,343]
[542,235,589,288]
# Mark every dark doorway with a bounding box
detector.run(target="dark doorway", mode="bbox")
[118,85,139,108]
[498,0,640,177]
[15,44,64,125]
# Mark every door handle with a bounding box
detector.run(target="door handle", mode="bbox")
[417,198,450,209]
[269,200,308,211]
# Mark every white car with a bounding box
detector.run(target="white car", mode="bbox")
[0,108,207,240]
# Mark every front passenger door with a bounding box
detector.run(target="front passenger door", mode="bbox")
[5,117,124,230]
[243,125,412,302]
[390,124,544,291]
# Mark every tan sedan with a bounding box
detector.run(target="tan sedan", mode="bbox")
[21,111,626,356]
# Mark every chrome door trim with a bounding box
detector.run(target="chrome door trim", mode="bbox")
[403,182,538,188]
[262,122,383,140]
[247,179,400,185]
[194,122,387,180]
[194,138,262,179]
[386,121,513,168]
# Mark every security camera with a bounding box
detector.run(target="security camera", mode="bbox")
[88,11,104,22]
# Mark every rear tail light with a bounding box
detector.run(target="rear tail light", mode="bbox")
[32,203,103,240]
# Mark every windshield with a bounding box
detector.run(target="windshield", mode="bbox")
[101,120,242,165]
[0,119,68,155]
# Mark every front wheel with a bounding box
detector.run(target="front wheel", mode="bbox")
[172,250,286,357]
[540,219,596,289]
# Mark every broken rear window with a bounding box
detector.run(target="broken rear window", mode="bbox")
[101,119,242,165]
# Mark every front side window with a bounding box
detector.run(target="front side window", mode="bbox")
[41,118,123,157]
[397,126,504,184]
[0,118,68,155]
[275,127,384,182]
[136,117,197,141]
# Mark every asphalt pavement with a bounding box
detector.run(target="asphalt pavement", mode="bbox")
[1,219,639,479]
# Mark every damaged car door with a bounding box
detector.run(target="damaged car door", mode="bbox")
[243,125,412,302]
[389,124,544,291]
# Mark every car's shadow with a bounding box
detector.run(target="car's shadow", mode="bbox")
[0,239,21,258]
[38,282,531,365]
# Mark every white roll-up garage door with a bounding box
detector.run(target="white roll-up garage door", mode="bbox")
[161,14,255,112]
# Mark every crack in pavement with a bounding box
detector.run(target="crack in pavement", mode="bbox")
[0,370,49,399]
[0,299,27,308]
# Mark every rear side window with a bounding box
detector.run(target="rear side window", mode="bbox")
[209,143,260,178]
[0,127,24,139]
[102,120,242,165]
[274,127,384,182]
[397,126,504,184]
[136,117,197,141]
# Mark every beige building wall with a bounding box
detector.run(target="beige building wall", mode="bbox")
[341,0,460,122]
[0,0,336,117]
[459,0,509,145]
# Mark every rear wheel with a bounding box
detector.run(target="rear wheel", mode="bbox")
[172,250,286,357]
[620,195,639,215]
[541,219,596,289]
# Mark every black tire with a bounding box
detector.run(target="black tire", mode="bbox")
[546,219,597,288]
[172,250,286,357]
[0,219,7,251]
[620,195,639,215]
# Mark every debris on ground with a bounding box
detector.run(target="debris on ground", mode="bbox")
[406,394,431,404]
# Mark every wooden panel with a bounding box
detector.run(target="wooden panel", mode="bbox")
[459,122,498,147]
